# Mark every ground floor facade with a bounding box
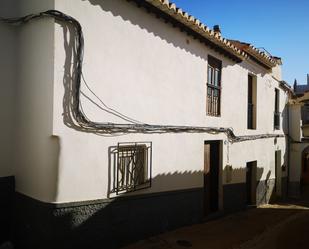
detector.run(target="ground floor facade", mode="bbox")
[0,136,288,249]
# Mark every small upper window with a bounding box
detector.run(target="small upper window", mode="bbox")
[248,74,257,130]
[207,56,222,116]
[274,88,280,130]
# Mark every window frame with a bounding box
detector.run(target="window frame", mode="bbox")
[247,74,257,130]
[207,55,222,117]
[110,142,152,195]
[274,88,280,130]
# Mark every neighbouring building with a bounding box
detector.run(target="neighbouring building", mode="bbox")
[289,91,309,197]
[294,74,309,96]
[0,0,292,248]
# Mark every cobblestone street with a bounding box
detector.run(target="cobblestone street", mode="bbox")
[123,198,309,249]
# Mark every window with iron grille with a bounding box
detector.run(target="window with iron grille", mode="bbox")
[274,88,280,130]
[247,74,257,130]
[109,142,152,195]
[207,56,222,116]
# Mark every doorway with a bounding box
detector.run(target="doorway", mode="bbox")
[246,161,257,205]
[275,150,282,197]
[204,141,220,216]
[302,148,309,185]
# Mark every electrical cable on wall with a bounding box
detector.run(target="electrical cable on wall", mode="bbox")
[0,10,285,142]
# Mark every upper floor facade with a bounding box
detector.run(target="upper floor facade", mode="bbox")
[50,0,290,137]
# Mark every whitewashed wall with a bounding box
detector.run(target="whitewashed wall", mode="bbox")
[289,102,309,192]
[289,104,302,142]
[290,143,302,184]
[288,103,303,191]
[3,0,289,203]
[49,0,288,203]
[12,0,58,202]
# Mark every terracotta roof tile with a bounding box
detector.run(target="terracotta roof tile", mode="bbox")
[145,0,279,68]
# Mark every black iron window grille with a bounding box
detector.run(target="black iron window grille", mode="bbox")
[274,88,280,130]
[110,142,152,195]
[207,56,222,116]
[248,103,254,129]
[274,111,280,130]
[247,74,256,130]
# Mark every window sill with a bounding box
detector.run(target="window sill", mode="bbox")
[206,114,221,118]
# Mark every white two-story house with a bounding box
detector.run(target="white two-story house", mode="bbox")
[0,0,291,248]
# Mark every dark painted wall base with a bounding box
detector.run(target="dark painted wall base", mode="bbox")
[0,176,15,244]
[13,179,284,249]
[281,177,288,200]
[223,183,247,212]
[288,181,301,198]
[14,189,203,249]
[224,178,279,211]
[257,178,276,205]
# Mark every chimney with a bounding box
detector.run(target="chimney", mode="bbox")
[213,25,221,36]
[307,74,309,85]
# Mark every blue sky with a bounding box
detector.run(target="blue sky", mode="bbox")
[172,0,309,86]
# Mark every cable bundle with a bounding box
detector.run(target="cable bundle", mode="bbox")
[0,10,284,142]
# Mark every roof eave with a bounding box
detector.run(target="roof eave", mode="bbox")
[137,0,246,62]
[130,0,279,68]
[279,80,293,93]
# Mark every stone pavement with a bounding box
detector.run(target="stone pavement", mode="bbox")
[122,201,309,249]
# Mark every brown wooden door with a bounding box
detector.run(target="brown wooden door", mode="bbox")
[246,161,257,205]
[275,150,282,197]
[204,141,220,216]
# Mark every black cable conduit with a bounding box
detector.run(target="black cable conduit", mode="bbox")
[0,10,285,142]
